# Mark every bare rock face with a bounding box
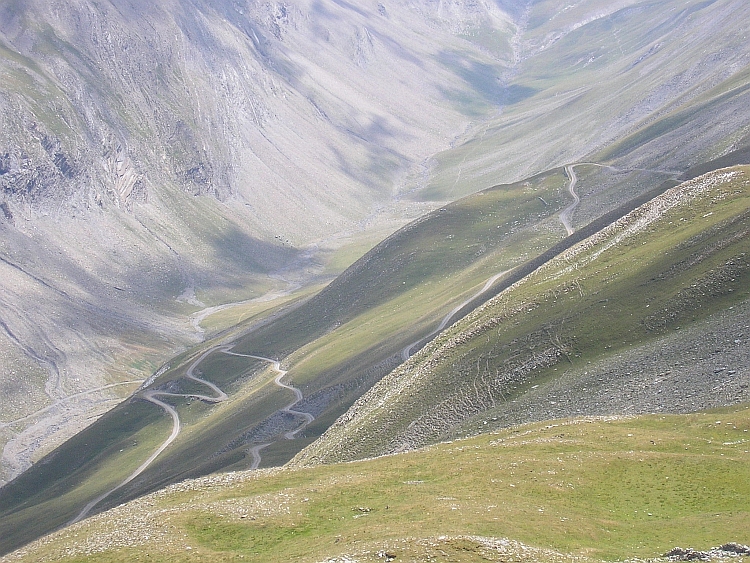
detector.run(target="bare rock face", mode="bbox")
[0,0,517,483]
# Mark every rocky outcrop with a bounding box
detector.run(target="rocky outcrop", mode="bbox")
[102,138,146,210]
[665,543,750,561]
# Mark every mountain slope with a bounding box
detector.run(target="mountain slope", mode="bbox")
[4,406,750,562]
[0,0,517,484]
[4,0,750,485]
[2,153,746,557]
[294,165,750,465]
[421,0,750,202]
[2,0,750,555]
[0,165,580,554]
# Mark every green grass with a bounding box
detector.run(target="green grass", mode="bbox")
[15,405,750,562]
[0,399,170,551]
[598,77,750,163]
[299,166,750,463]
[421,0,750,202]
[4,160,746,557]
[0,166,573,556]
[196,222,407,336]
[194,284,315,336]
[231,169,569,358]
[2,161,737,557]
[131,168,573,483]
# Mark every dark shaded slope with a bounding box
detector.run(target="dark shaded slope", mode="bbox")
[230,171,567,358]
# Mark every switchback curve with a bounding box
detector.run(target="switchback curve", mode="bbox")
[222,350,315,467]
[68,346,228,525]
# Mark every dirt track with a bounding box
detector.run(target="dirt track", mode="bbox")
[68,347,228,524]
[559,164,580,236]
[222,351,315,466]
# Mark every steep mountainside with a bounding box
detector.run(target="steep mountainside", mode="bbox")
[0,0,517,484]
[294,165,750,464]
[2,150,747,558]
[0,165,578,553]
[422,0,750,202]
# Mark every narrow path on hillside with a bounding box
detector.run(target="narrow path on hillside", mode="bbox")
[189,285,299,337]
[558,162,678,236]
[68,346,228,525]
[249,443,271,470]
[222,350,315,467]
[0,380,141,430]
[402,270,511,361]
[402,161,678,362]
[559,164,580,236]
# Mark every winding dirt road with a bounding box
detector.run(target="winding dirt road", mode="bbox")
[68,346,228,525]
[62,158,681,525]
[222,350,314,467]
[559,164,580,236]
[557,162,676,236]
[68,342,316,524]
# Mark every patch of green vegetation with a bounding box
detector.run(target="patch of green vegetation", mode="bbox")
[422,0,750,203]
[232,170,568,358]
[16,406,750,562]
[302,166,750,462]
[0,165,573,556]
[0,399,170,553]
[7,162,745,557]
[196,282,324,336]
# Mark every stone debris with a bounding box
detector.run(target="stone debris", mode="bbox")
[665,544,750,561]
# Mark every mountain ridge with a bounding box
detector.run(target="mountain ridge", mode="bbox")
[292,164,750,465]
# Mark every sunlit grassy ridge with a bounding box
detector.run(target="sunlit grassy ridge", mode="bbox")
[2,159,747,557]
[6,405,750,562]
[297,166,750,464]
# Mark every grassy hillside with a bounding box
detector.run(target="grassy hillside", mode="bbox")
[0,167,577,554]
[4,405,750,562]
[296,166,750,464]
[4,156,750,555]
[3,0,750,549]
[0,0,519,486]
